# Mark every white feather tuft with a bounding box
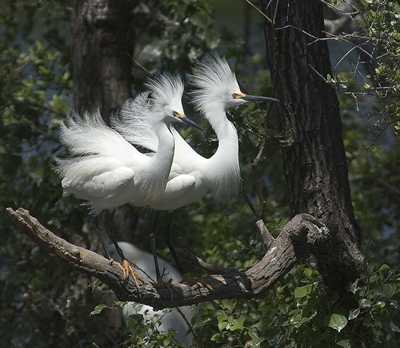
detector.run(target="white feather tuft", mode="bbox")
[111,92,158,152]
[55,112,146,212]
[112,74,184,152]
[58,111,138,163]
[190,55,241,114]
[146,73,184,113]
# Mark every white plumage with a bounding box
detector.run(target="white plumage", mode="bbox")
[112,75,185,153]
[114,242,194,347]
[56,74,195,213]
[117,55,276,211]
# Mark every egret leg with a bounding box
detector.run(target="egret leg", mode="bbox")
[242,192,261,220]
[149,210,161,282]
[99,211,143,284]
[165,211,183,273]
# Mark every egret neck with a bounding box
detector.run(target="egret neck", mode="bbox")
[146,122,175,200]
[203,102,240,199]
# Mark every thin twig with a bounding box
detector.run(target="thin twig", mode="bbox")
[244,0,273,24]
[175,307,198,341]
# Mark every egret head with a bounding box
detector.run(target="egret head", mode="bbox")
[146,74,200,130]
[191,55,278,113]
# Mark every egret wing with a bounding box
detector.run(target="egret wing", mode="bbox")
[58,111,143,165]
[151,174,206,210]
[60,157,135,200]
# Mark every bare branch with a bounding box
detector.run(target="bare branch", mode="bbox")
[6,207,332,309]
[255,219,274,250]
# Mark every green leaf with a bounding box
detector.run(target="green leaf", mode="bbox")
[294,284,313,298]
[90,304,108,316]
[337,339,351,348]
[303,267,314,279]
[226,317,245,331]
[216,312,228,331]
[211,333,223,343]
[248,328,264,347]
[328,313,348,333]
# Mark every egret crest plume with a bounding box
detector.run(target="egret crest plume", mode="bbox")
[190,55,241,113]
[112,74,185,153]
[146,73,185,113]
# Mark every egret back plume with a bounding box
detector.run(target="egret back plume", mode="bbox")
[58,111,138,163]
[111,92,159,152]
[190,55,240,113]
[56,111,141,203]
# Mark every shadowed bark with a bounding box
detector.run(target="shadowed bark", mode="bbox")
[261,0,364,291]
[70,1,136,344]
[73,0,135,123]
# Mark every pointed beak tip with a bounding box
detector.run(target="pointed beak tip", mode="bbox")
[180,116,202,132]
[242,95,280,103]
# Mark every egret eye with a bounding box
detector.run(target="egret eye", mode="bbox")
[232,92,244,100]
[172,111,185,119]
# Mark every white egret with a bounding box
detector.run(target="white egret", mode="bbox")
[56,74,199,278]
[113,56,278,277]
[115,56,278,210]
[112,242,194,347]
[57,74,199,213]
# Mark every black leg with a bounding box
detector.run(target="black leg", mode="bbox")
[149,210,161,282]
[101,210,128,261]
[101,211,143,283]
[242,191,261,220]
[165,211,183,273]
[94,212,113,259]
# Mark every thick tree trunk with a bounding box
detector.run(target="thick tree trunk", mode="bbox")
[71,1,135,345]
[72,0,134,123]
[261,0,364,291]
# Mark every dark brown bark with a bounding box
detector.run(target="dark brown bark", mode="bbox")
[6,208,330,309]
[261,0,364,290]
[71,2,136,343]
[72,0,135,123]
[72,0,141,241]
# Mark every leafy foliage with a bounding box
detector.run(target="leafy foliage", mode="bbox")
[0,0,399,347]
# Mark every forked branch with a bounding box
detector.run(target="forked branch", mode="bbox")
[6,207,330,309]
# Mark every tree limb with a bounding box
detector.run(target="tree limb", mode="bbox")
[6,207,330,310]
[255,219,274,250]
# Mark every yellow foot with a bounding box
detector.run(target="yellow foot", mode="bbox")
[118,259,143,286]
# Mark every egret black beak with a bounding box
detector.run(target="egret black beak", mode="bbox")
[241,94,280,103]
[173,112,202,132]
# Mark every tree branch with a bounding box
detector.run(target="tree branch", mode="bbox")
[6,207,330,310]
[255,219,275,250]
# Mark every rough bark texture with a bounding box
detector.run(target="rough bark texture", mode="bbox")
[72,0,141,240]
[261,0,364,290]
[72,0,134,123]
[71,1,136,343]
[6,208,330,309]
